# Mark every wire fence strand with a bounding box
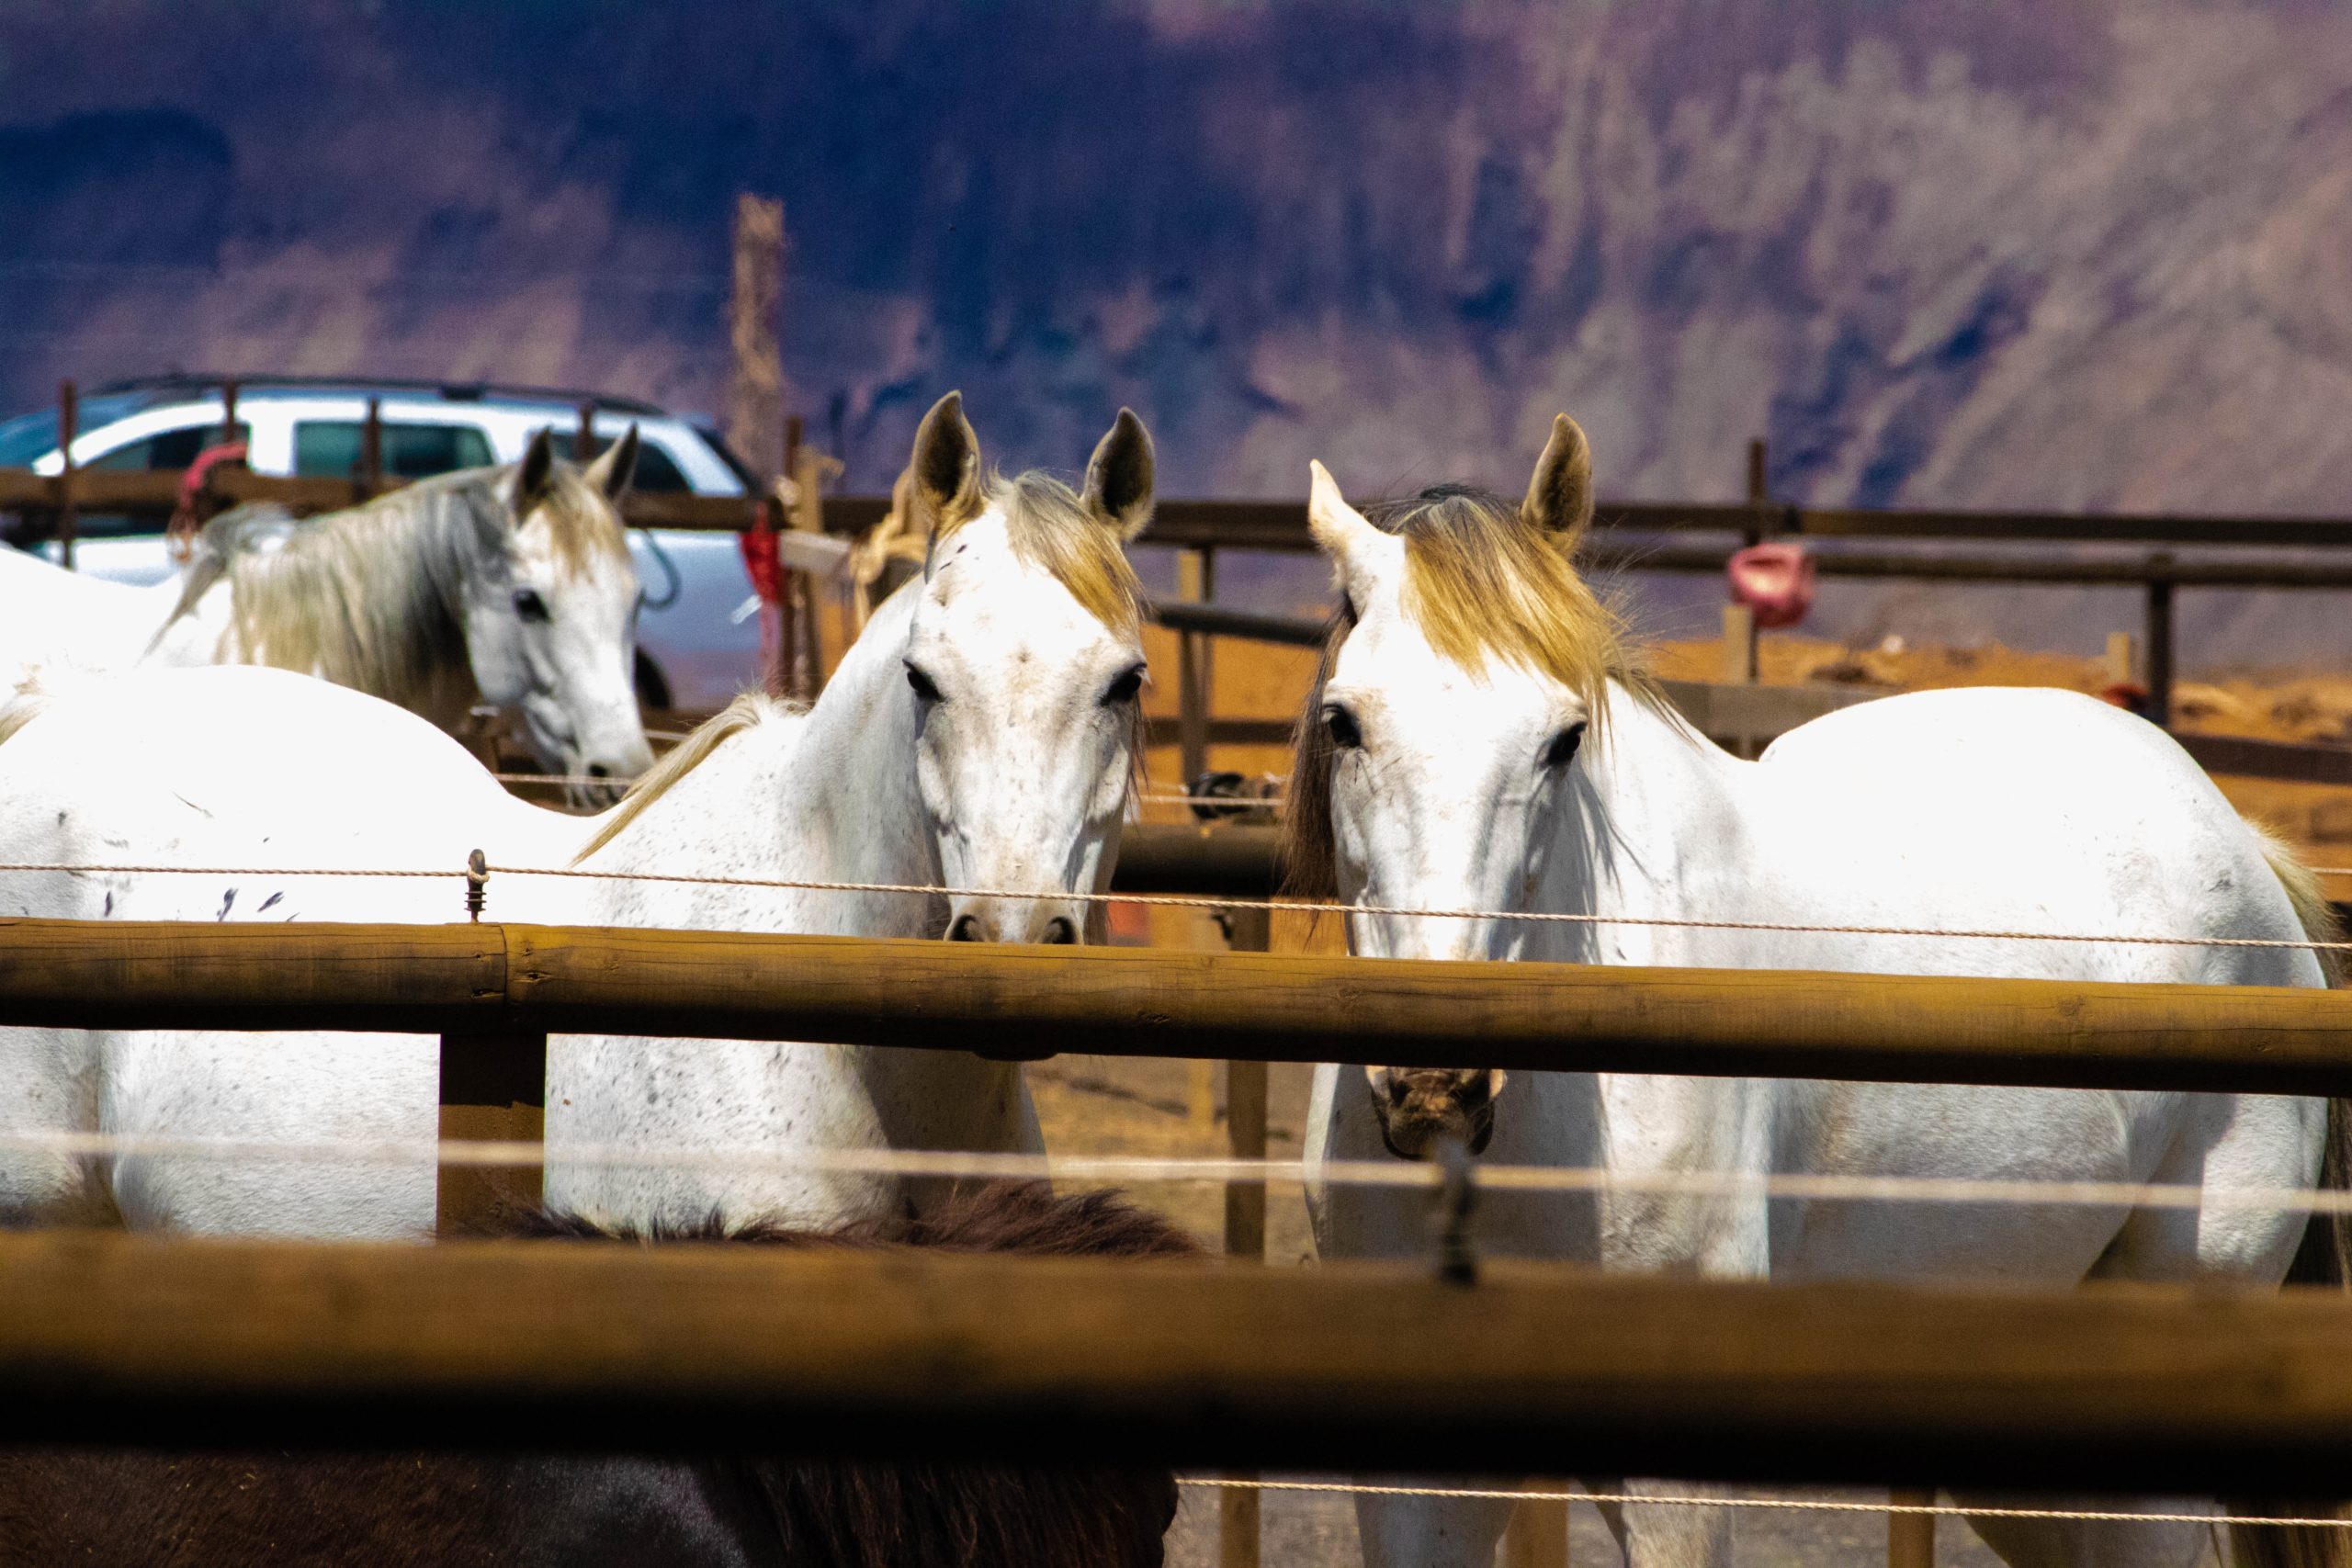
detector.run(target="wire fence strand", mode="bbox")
[6,858,2346,955]
[22,1128,2352,1218]
[1174,1477,2349,1529]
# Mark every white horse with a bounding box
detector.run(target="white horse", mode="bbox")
[1290,421,2346,1568]
[2,428,650,802]
[0,392,1157,1237]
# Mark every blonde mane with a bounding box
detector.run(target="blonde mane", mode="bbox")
[573,692,794,861]
[1283,482,1652,901]
[160,461,628,710]
[934,471,1142,636]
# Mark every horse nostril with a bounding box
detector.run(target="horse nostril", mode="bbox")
[949,914,983,942]
[1042,916,1077,945]
[586,763,612,779]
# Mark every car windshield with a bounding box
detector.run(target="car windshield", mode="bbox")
[0,392,154,467]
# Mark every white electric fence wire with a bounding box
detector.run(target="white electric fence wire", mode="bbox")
[1173,1477,2351,1529]
[17,1129,2352,1218]
[6,860,2347,955]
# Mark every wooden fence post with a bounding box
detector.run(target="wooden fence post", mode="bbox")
[1502,1483,1570,1568]
[360,397,384,501]
[2144,558,2175,728]
[1177,547,1214,786]
[1178,548,1218,1133]
[788,431,828,693]
[1888,1489,1935,1567]
[1219,901,1270,1568]
[54,379,77,571]
[2104,631,2135,691]
[435,1030,548,1240]
[1746,435,1771,544]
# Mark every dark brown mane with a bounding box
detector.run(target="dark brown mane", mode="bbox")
[0,1184,1192,1568]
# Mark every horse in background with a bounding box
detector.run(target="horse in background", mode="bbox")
[0,426,649,804]
[1290,418,2350,1568]
[0,1182,1191,1568]
[149,427,651,801]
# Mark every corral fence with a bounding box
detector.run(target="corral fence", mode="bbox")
[15,386,2352,761]
[6,917,2352,1548]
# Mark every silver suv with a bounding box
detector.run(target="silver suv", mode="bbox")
[0,376,765,713]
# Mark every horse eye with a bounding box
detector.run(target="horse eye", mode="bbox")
[904,662,944,704]
[512,587,550,623]
[1322,705,1363,750]
[1543,721,1588,769]
[1102,666,1145,706]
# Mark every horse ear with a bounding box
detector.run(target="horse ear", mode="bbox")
[510,428,557,518]
[584,423,640,501]
[1521,413,1593,547]
[910,391,984,531]
[1307,459,1404,596]
[1080,407,1156,540]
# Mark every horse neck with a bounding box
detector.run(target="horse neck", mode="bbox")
[1532,684,1760,962]
[1529,687,1775,1208]
[228,486,480,721]
[575,586,938,937]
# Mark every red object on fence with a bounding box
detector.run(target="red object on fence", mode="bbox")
[1727,541,1816,630]
[737,502,789,694]
[166,441,250,562]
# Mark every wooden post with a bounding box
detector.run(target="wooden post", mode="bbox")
[1888,1489,1935,1567]
[1219,907,1269,1568]
[1503,1483,1570,1568]
[2103,631,2135,691]
[2144,558,2175,728]
[219,379,240,446]
[575,400,597,467]
[434,1029,548,1240]
[788,432,828,693]
[776,415,807,699]
[54,379,77,571]
[1746,435,1771,542]
[1177,549,1213,787]
[1721,603,1758,685]
[359,397,384,500]
[726,195,788,484]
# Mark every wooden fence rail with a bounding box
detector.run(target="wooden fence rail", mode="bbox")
[6,1228,2352,1495]
[5,919,2352,1100]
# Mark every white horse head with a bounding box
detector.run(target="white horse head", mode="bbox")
[904,392,1155,944]
[464,428,651,799]
[165,426,652,804]
[1286,414,1636,1155]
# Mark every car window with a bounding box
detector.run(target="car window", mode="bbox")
[295,421,493,479]
[86,423,251,472]
[552,432,691,492]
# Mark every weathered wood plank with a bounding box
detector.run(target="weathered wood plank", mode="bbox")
[5,919,2352,1095]
[6,1232,2352,1493]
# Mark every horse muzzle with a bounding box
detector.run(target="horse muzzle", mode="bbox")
[1366,1066,1507,1160]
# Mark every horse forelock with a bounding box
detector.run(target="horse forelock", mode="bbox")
[933,470,1141,637]
[518,461,630,577]
[1282,485,1657,905]
[1378,482,1634,707]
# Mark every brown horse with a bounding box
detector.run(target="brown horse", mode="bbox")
[0,1183,1193,1567]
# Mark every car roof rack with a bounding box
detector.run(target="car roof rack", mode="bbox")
[92,374,669,418]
